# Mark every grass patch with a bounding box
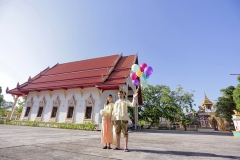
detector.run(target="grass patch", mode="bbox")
[2,120,96,131]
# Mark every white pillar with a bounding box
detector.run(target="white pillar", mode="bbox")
[9,95,19,120]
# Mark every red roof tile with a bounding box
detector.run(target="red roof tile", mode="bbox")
[44,54,120,75]
[33,69,109,83]
[114,55,136,70]
[7,54,136,94]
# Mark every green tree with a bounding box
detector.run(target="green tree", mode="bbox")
[167,86,195,122]
[164,86,195,131]
[179,117,191,131]
[0,86,3,107]
[0,86,7,117]
[138,85,195,129]
[0,86,14,117]
[14,99,25,118]
[233,76,240,111]
[215,86,236,123]
[139,85,170,128]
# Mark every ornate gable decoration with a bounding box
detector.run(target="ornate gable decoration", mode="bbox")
[27,97,34,107]
[68,95,76,106]
[85,94,94,106]
[202,93,213,105]
[53,96,61,106]
[39,97,46,107]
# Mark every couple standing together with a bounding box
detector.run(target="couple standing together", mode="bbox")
[101,90,138,152]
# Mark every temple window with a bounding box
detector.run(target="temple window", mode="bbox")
[37,107,43,117]
[35,97,46,121]
[65,95,76,123]
[23,97,33,120]
[84,94,94,121]
[67,107,74,118]
[51,107,58,118]
[85,106,92,119]
[24,107,31,117]
[50,96,61,122]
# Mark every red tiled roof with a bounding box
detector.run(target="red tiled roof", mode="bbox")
[7,54,134,92]
[114,55,136,70]
[33,69,109,83]
[44,55,120,75]
[7,53,143,104]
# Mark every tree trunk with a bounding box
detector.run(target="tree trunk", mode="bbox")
[147,122,154,129]
[184,125,187,131]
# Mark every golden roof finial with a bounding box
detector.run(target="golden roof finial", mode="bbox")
[202,92,213,106]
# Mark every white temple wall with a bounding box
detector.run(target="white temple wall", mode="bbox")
[20,88,120,124]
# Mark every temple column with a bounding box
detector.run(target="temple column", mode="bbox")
[9,95,20,120]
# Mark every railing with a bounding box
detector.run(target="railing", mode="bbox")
[0,117,7,121]
[158,125,199,130]
[188,125,199,128]
[0,116,20,121]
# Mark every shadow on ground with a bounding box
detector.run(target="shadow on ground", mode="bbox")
[130,149,239,159]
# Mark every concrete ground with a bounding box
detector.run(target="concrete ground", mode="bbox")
[0,125,240,160]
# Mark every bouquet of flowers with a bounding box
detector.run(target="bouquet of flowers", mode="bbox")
[100,109,107,116]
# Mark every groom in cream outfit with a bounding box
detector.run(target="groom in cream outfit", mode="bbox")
[111,90,138,152]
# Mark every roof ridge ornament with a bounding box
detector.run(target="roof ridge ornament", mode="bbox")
[202,92,213,106]
[16,82,21,91]
[17,82,20,88]
[28,76,31,83]
[51,63,59,68]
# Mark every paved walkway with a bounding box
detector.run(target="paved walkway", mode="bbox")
[0,125,240,160]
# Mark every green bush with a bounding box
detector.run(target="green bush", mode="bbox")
[3,120,96,131]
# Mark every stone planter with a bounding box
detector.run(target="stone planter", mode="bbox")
[232,110,240,137]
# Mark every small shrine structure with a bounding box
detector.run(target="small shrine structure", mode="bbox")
[197,93,226,132]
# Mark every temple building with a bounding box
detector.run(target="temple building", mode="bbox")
[197,93,226,132]
[6,54,142,126]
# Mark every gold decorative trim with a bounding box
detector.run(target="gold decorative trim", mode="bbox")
[62,89,67,98]
[35,91,39,98]
[53,96,61,107]
[98,89,102,98]
[47,90,52,99]
[27,97,34,107]
[202,92,213,105]
[233,110,240,115]
[79,88,83,97]
[101,53,122,83]
[39,96,46,107]
[119,86,123,91]
[68,95,76,106]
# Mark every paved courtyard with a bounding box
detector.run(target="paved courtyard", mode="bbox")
[0,125,240,160]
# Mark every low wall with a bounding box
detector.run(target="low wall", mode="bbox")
[198,128,215,132]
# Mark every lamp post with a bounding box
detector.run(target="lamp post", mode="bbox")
[230,74,240,79]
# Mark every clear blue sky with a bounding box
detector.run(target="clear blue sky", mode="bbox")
[0,0,239,110]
